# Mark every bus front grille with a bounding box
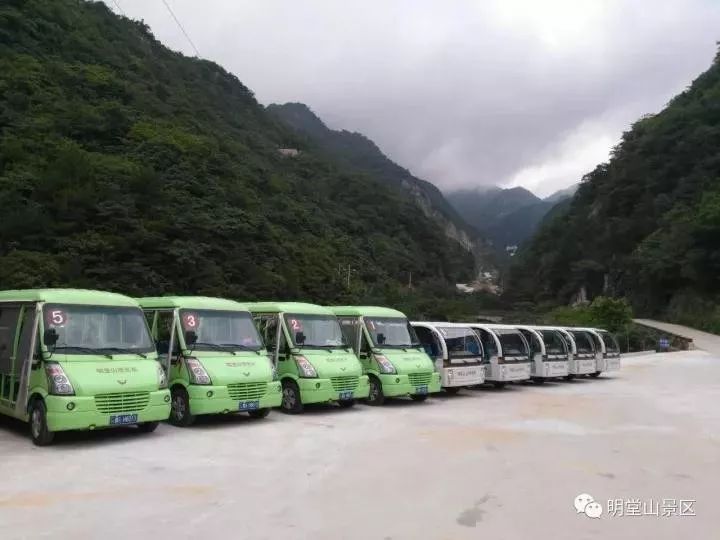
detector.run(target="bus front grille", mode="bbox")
[227,382,267,401]
[95,392,150,414]
[330,376,359,392]
[408,373,432,386]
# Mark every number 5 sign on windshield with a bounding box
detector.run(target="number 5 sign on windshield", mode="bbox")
[182,313,199,330]
[46,309,67,327]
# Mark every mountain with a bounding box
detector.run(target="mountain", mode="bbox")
[511,48,720,330]
[544,184,578,203]
[444,185,576,250]
[0,0,475,301]
[266,103,491,262]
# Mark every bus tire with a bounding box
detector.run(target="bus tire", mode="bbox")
[589,372,601,378]
[248,408,271,419]
[445,387,461,395]
[281,380,303,414]
[410,394,428,402]
[170,386,195,427]
[533,377,546,385]
[366,376,385,406]
[29,399,54,446]
[338,399,355,408]
[564,374,575,381]
[493,381,506,389]
[137,421,159,433]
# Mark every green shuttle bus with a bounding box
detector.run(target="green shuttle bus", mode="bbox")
[247,302,369,413]
[138,297,282,426]
[330,306,441,405]
[0,289,171,446]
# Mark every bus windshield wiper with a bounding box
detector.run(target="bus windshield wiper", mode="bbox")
[100,347,148,359]
[53,346,113,359]
[220,343,261,352]
[193,342,237,355]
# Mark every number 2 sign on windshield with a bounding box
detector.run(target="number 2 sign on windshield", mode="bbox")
[46,309,67,327]
[182,313,199,330]
[289,318,302,331]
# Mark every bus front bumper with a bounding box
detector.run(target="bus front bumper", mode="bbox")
[441,366,484,387]
[488,363,531,382]
[535,361,569,378]
[45,390,171,432]
[187,381,282,415]
[297,375,370,404]
[379,372,441,397]
[570,358,596,375]
[596,356,621,372]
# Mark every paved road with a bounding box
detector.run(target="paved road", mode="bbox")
[634,319,720,354]
[1,352,717,540]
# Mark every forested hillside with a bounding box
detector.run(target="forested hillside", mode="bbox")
[511,49,720,330]
[267,102,491,261]
[0,0,474,302]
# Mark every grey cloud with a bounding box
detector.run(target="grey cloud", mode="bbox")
[108,0,720,195]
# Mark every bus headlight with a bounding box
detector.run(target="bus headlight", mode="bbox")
[46,363,75,395]
[295,356,317,378]
[375,355,396,374]
[156,362,168,389]
[185,357,212,385]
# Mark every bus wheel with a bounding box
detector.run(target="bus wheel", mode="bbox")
[445,387,461,395]
[589,372,601,378]
[248,408,271,419]
[493,382,506,389]
[338,399,355,408]
[533,377,546,385]
[29,399,54,446]
[281,380,303,414]
[170,387,195,427]
[137,421,159,433]
[410,394,428,402]
[564,374,575,381]
[366,376,385,406]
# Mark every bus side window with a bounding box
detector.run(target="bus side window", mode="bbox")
[414,327,440,359]
[478,330,496,360]
[359,332,371,356]
[0,307,21,378]
[255,315,279,353]
[337,317,359,354]
[155,311,177,355]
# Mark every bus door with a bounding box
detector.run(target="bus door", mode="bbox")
[519,328,543,376]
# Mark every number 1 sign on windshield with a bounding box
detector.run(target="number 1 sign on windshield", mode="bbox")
[182,313,199,330]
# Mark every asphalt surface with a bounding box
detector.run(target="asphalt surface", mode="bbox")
[1,351,717,539]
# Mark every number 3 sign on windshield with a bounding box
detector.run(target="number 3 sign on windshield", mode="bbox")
[182,313,199,330]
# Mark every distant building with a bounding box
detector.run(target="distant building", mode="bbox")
[277,148,300,157]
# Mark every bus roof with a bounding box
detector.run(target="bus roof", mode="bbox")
[411,321,477,329]
[137,296,249,311]
[0,289,140,307]
[329,306,407,318]
[246,302,334,316]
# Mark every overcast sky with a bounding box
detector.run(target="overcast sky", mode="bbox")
[106,0,719,196]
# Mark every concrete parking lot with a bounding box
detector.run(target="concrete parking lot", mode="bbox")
[1,351,717,540]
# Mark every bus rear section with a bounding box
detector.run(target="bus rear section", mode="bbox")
[411,322,485,394]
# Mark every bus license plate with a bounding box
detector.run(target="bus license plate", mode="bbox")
[110,414,138,425]
[338,391,353,400]
[239,401,260,411]
[415,385,428,395]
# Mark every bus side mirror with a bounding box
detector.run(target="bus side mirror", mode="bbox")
[295,332,306,345]
[376,333,386,345]
[184,330,198,345]
[43,328,59,347]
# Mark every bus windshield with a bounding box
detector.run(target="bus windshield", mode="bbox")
[284,314,346,348]
[180,309,263,351]
[599,331,620,353]
[571,331,595,354]
[497,331,528,359]
[541,330,568,355]
[43,304,154,357]
[439,327,482,358]
[366,317,417,348]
